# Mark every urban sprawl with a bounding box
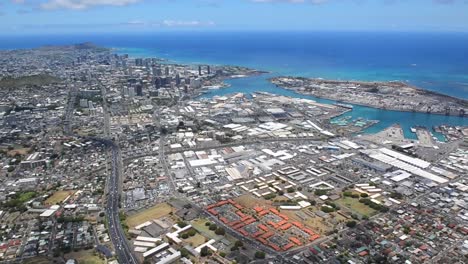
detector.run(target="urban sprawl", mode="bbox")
[0,43,467,264]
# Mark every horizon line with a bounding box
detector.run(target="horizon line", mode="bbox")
[1,29,468,37]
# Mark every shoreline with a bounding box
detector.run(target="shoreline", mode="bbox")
[112,45,467,105]
[269,76,468,118]
[107,44,467,120]
[280,84,467,117]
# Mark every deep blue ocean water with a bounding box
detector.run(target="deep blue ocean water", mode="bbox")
[0,32,467,140]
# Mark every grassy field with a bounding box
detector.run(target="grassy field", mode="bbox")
[336,197,376,217]
[191,219,216,238]
[45,190,75,205]
[191,218,226,240]
[126,203,173,228]
[184,233,206,247]
[18,192,37,203]
[281,208,332,235]
[7,147,31,157]
[234,194,271,208]
[65,250,105,264]
[23,256,53,264]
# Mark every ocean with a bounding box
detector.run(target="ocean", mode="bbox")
[0,31,467,139]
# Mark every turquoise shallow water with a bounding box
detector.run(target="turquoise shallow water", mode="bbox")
[113,48,467,142]
[1,32,465,140]
[198,74,467,141]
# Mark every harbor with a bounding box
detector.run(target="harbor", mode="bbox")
[198,73,468,141]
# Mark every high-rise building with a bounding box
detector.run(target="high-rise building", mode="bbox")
[135,58,143,66]
[207,65,211,74]
[152,65,159,76]
[136,85,143,96]
[155,77,162,90]
[198,65,202,76]
[165,76,172,86]
[165,66,170,76]
[175,74,181,87]
[129,87,136,97]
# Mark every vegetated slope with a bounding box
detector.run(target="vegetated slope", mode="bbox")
[0,74,62,88]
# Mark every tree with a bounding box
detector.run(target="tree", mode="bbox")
[219,252,226,258]
[380,206,389,213]
[177,221,188,228]
[360,198,371,204]
[209,224,217,231]
[200,246,210,257]
[180,248,189,258]
[215,227,226,236]
[360,193,369,198]
[287,187,295,193]
[321,206,334,213]
[181,233,189,239]
[188,229,197,237]
[390,192,403,199]
[346,221,357,228]
[205,222,211,226]
[255,251,266,259]
[314,189,328,196]
[234,240,243,248]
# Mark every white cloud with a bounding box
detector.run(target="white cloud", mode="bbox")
[251,0,328,3]
[161,20,215,27]
[39,0,142,10]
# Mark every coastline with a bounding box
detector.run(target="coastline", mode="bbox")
[111,45,467,141]
[279,85,467,117]
[269,76,468,117]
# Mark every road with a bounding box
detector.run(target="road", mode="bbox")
[105,141,139,264]
[63,83,79,135]
[93,80,139,264]
[159,135,177,192]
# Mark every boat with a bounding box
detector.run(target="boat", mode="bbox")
[410,127,417,133]
[334,103,354,109]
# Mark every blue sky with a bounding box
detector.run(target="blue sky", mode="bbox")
[0,0,467,34]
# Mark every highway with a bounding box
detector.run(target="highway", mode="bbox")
[105,141,139,264]
[99,82,138,263]
[63,83,78,135]
[60,83,138,263]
